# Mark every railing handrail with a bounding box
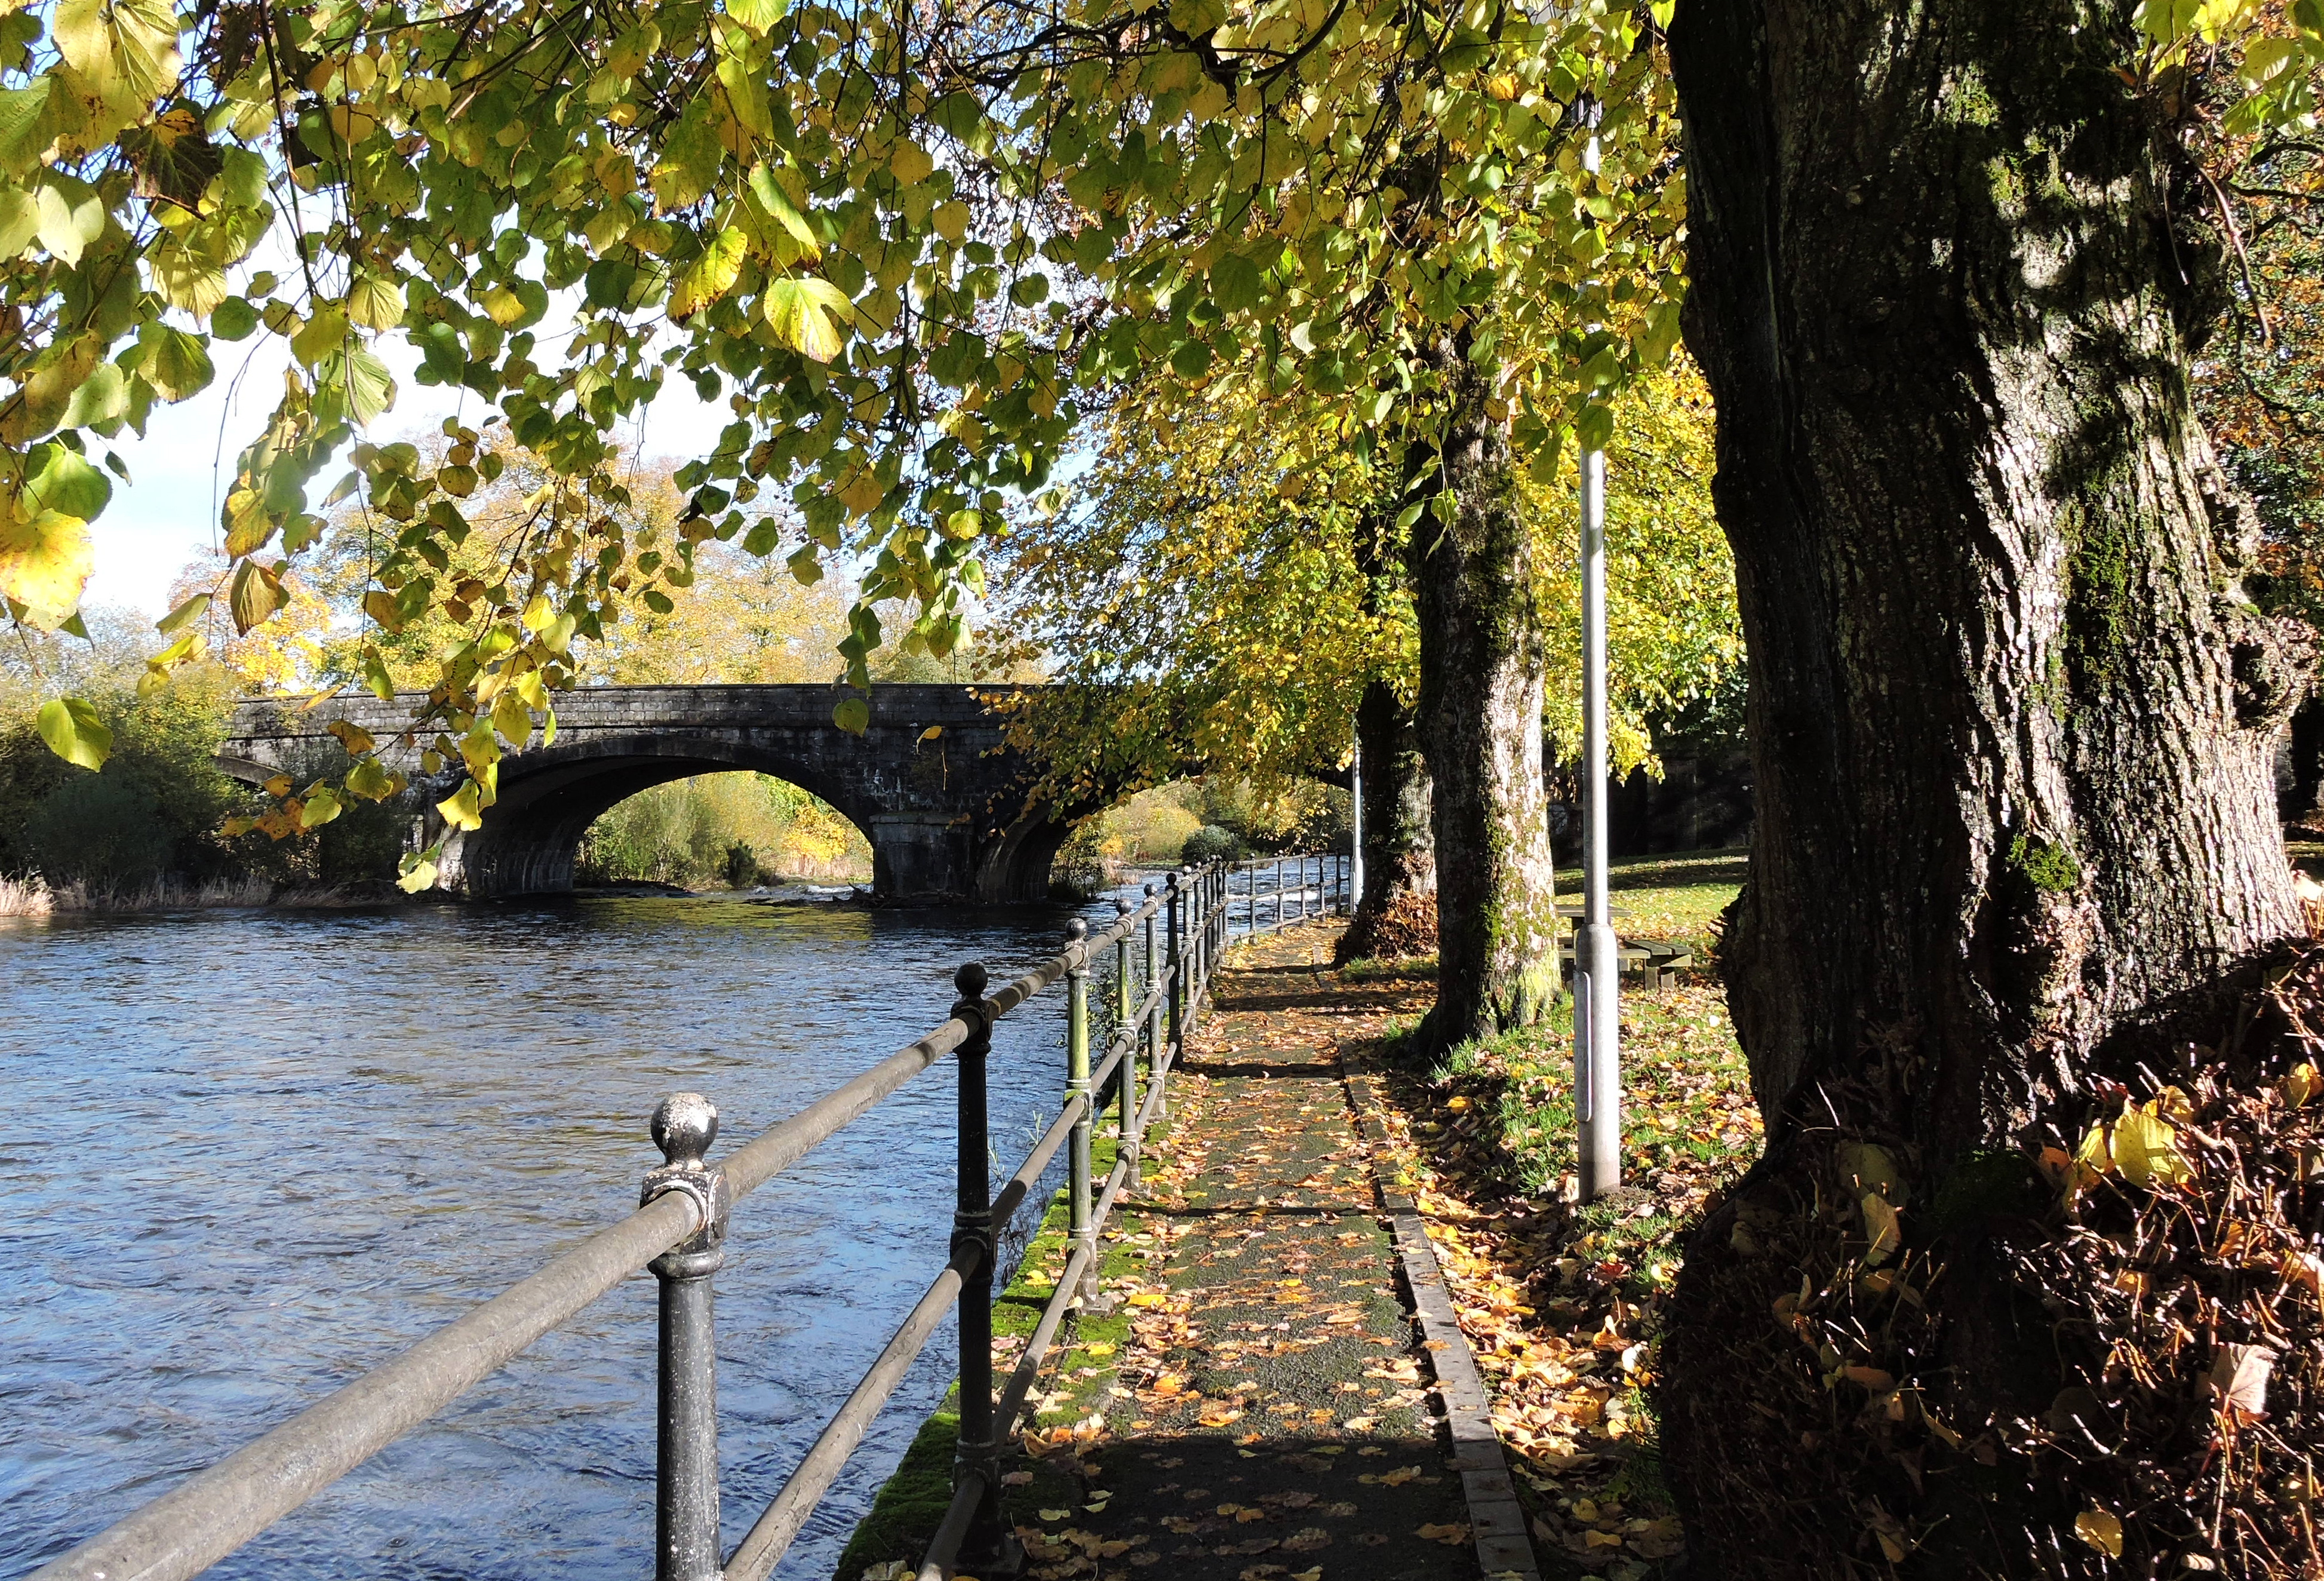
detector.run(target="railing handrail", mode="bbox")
[33,851,1355,1581]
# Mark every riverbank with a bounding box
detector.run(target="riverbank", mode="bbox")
[0,873,404,916]
[840,861,1757,1581]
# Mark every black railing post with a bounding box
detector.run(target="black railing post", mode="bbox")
[1064,919,1102,1308]
[948,963,1022,1578]
[642,1094,731,1581]
[1114,898,1139,1190]
[1163,873,1183,1116]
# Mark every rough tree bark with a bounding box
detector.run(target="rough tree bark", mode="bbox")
[1337,677,1438,963]
[1408,354,1560,1050]
[1661,0,2309,1567]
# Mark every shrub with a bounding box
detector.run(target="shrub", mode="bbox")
[1181,824,1246,865]
[24,776,172,885]
[723,839,760,889]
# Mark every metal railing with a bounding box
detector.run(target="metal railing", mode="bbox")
[1220,851,1353,939]
[32,854,1348,1581]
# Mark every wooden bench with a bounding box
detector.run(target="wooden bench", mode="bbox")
[1557,937,1693,990]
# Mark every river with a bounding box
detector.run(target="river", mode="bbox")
[0,888,1160,1581]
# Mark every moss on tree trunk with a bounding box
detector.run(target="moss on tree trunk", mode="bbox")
[1661,0,2311,1569]
[1408,356,1560,1050]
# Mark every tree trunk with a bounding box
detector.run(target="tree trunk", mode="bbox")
[1337,678,1437,963]
[1409,358,1560,1050]
[1661,0,2308,1568]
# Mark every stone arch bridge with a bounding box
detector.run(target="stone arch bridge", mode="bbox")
[220,684,1111,904]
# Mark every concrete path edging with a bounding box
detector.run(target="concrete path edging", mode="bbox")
[1345,1070,1545,1581]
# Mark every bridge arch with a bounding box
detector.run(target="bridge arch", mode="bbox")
[220,684,1095,904]
[442,733,886,896]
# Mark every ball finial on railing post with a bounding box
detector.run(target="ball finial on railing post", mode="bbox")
[1065,916,1089,940]
[650,1093,720,1171]
[954,961,989,1003]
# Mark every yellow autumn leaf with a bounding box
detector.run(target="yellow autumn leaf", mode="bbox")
[0,506,91,626]
[890,139,934,185]
[2286,1063,2318,1107]
[436,779,484,831]
[2074,1509,2123,1558]
[2113,1102,2191,1189]
[763,274,854,362]
[671,226,747,321]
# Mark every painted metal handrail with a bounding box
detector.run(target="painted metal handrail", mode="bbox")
[30,854,1348,1581]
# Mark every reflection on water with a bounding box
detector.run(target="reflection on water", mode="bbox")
[0,892,1145,1581]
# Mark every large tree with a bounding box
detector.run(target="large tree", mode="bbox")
[1659,0,2324,1571]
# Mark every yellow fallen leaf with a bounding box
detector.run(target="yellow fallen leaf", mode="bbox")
[2115,1102,2193,1188]
[1126,1291,1166,1307]
[1418,1522,1471,1545]
[2288,1063,2319,1107]
[2074,1508,2123,1558]
[1584,1529,1624,1548]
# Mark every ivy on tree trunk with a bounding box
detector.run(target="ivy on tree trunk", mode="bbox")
[1661,0,2310,1566]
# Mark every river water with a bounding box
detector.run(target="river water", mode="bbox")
[0,889,1158,1581]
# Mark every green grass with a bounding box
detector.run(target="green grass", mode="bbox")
[1556,846,1746,950]
[831,1125,1159,1580]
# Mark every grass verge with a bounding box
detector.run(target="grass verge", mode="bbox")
[831,1125,1155,1581]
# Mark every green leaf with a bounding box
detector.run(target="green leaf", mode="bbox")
[59,363,127,429]
[215,148,269,208]
[24,441,112,519]
[786,542,823,584]
[727,0,788,24]
[156,591,210,634]
[299,785,343,829]
[210,296,258,341]
[650,99,724,212]
[343,348,396,425]
[746,164,821,258]
[742,515,780,555]
[36,696,110,770]
[763,275,853,362]
[1210,252,1265,315]
[143,325,214,402]
[361,646,395,700]
[833,693,870,734]
[0,184,36,257]
[0,80,72,177]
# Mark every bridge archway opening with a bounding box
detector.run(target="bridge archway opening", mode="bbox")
[575,770,871,891]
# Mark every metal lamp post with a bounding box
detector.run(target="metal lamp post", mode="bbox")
[1573,122,1621,1204]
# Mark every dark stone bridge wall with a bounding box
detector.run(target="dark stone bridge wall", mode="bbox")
[220,684,1090,903]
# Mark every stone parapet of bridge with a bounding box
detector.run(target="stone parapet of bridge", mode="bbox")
[219,684,1089,904]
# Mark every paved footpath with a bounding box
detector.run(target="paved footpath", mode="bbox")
[995,923,1514,1581]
